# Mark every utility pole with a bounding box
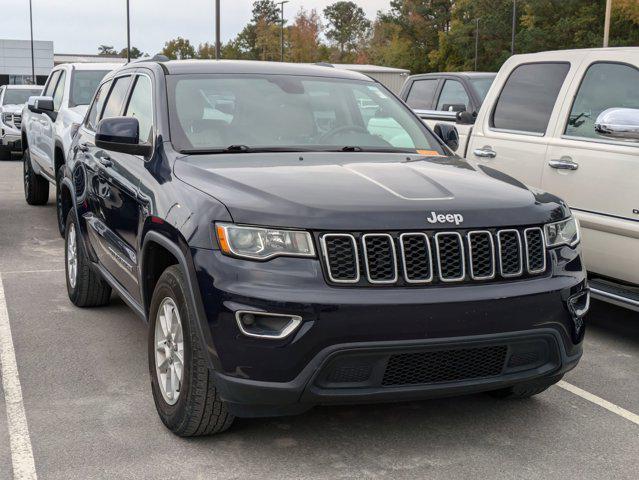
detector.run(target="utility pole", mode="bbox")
[215,0,221,59]
[29,0,35,84]
[511,0,516,55]
[474,18,480,71]
[603,0,612,47]
[126,0,131,62]
[278,1,289,62]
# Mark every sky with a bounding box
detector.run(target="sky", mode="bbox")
[3,0,392,55]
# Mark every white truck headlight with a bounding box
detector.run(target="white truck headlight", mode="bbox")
[544,216,580,248]
[1,112,12,125]
[216,223,315,260]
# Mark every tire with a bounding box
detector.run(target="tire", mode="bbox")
[148,265,234,437]
[65,209,112,307]
[56,165,66,237]
[23,148,49,205]
[0,148,10,161]
[487,374,563,399]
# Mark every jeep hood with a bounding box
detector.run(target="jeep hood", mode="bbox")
[174,152,568,230]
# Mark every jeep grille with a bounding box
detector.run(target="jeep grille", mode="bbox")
[319,227,547,286]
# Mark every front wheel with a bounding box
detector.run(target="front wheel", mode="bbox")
[148,265,234,436]
[23,148,49,205]
[65,209,112,307]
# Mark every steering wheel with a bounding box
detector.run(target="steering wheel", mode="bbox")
[319,125,370,142]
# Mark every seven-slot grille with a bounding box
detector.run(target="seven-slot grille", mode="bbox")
[320,227,546,286]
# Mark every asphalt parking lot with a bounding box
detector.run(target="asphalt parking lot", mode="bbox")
[0,159,637,480]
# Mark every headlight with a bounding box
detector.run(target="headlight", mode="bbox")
[216,223,315,260]
[1,112,11,124]
[544,216,580,248]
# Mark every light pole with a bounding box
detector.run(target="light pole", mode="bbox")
[215,0,221,59]
[603,0,612,47]
[29,0,35,84]
[126,0,131,62]
[474,18,480,71]
[511,0,516,55]
[277,1,289,62]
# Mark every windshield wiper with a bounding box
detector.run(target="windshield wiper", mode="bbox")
[340,146,363,152]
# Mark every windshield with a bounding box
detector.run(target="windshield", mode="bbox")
[2,88,42,105]
[469,76,496,103]
[70,70,110,107]
[168,74,445,154]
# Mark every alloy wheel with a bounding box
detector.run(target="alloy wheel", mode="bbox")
[66,223,78,289]
[154,297,185,405]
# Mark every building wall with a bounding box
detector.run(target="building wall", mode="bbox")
[364,72,410,96]
[0,39,54,86]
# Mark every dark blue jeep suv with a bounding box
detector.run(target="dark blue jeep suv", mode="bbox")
[59,59,589,436]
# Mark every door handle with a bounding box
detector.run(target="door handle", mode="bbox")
[548,156,579,171]
[473,146,496,158]
[78,143,89,153]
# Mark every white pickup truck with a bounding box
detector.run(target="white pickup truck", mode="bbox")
[0,84,42,159]
[412,48,639,311]
[21,62,116,235]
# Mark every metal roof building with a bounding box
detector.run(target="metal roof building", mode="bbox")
[0,39,53,86]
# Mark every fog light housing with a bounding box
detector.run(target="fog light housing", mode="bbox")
[567,289,590,342]
[235,311,302,340]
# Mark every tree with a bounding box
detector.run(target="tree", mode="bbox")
[288,8,324,63]
[161,37,196,60]
[97,45,117,56]
[323,1,371,62]
[118,46,144,59]
[197,42,217,59]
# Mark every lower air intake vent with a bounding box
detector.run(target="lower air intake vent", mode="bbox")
[382,345,507,386]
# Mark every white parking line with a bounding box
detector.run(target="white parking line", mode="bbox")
[1,269,64,275]
[558,380,639,426]
[0,274,38,479]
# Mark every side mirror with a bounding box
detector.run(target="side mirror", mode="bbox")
[434,123,460,152]
[95,117,152,156]
[28,96,54,114]
[594,108,639,141]
[456,110,475,125]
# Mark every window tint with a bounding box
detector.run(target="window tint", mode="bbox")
[436,80,470,112]
[43,71,60,97]
[101,76,132,120]
[469,76,496,103]
[492,63,570,134]
[125,75,154,143]
[565,62,639,140]
[52,71,66,111]
[405,79,438,109]
[85,81,111,131]
[70,70,110,107]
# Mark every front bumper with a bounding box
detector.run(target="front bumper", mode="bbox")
[192,245,587,417]
[0,128,21,152]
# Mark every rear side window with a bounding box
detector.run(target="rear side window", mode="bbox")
[85,80,111,131]
[405,79,438,109]
[565,62,639,140]
[492,63,570,135]
[101,76,132,120]
[436,80,470,112]
[52,71,66,112]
